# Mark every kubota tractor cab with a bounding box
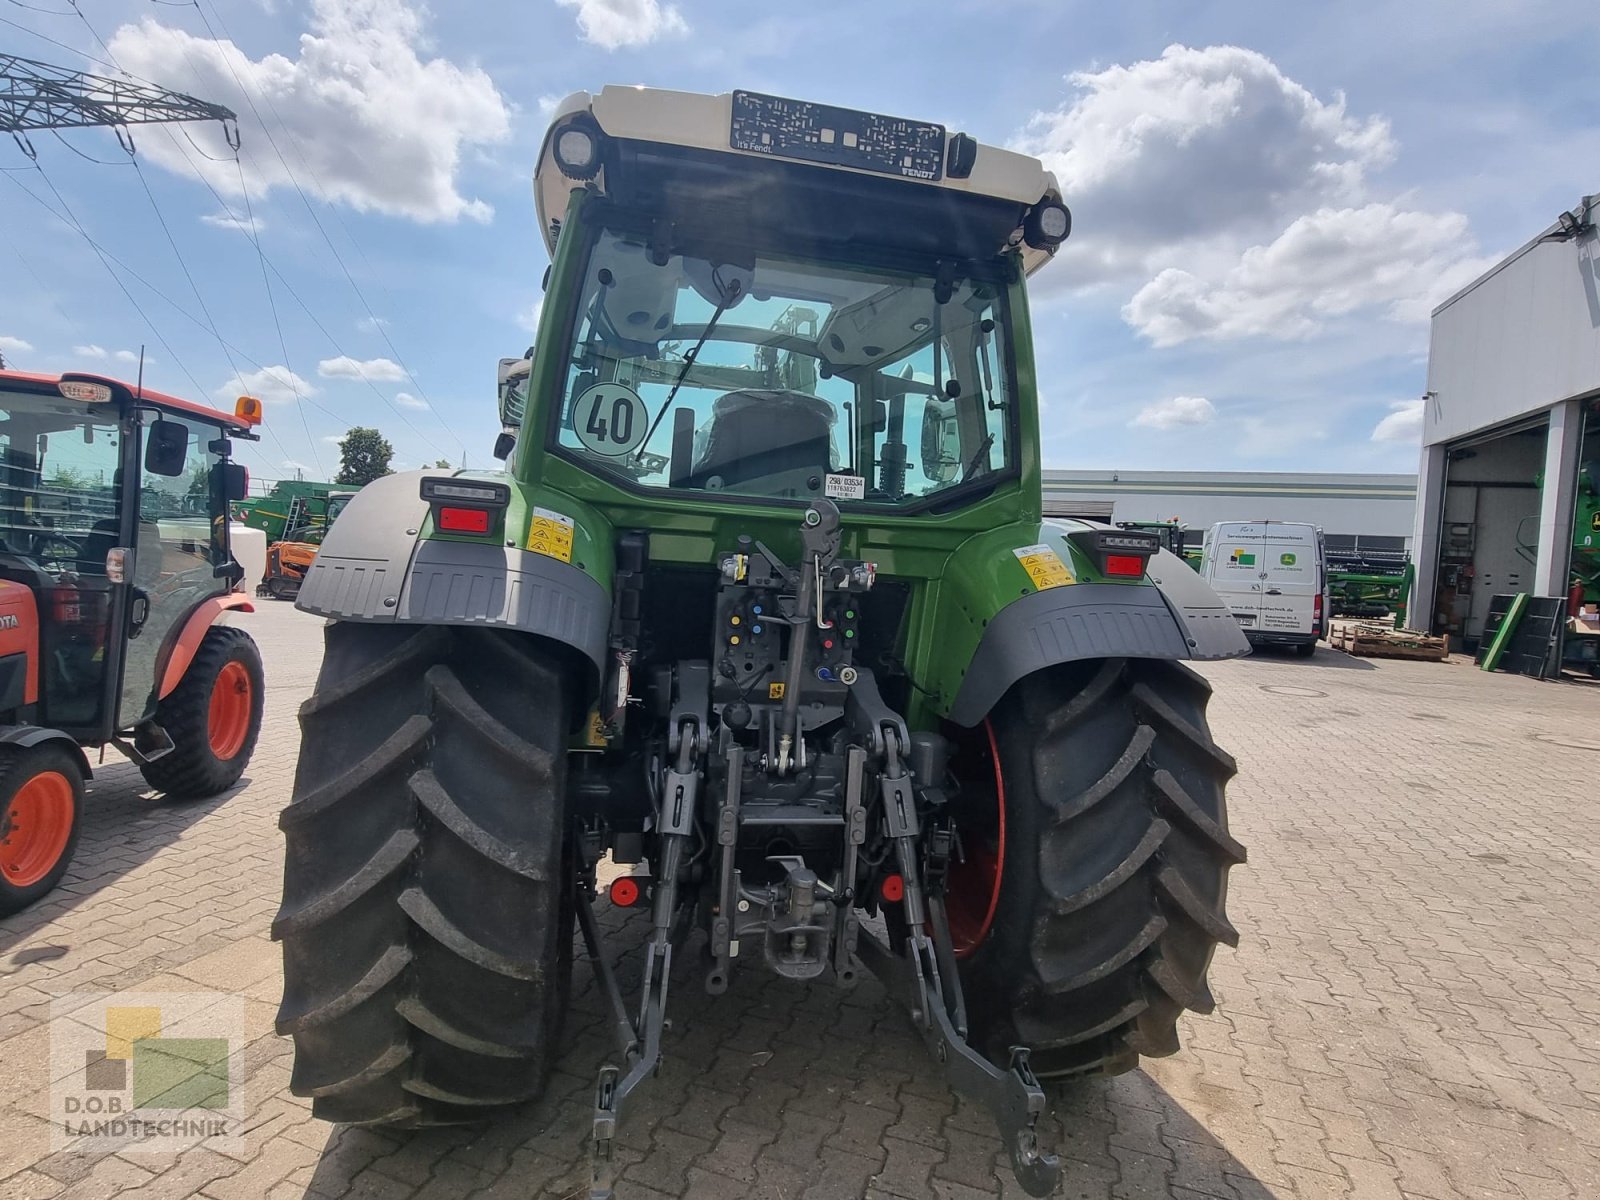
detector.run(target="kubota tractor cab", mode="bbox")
[275,88,1250,1198]
[0,370,266,914]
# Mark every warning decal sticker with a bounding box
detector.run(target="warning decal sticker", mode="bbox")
[1013,544,1074,590]
[526,507,575,563]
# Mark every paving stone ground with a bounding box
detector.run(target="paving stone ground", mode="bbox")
[1,600,1597,1199]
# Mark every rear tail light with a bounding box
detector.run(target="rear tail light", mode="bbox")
[438,506,491,534]
[609,877,643,907]
[421,476,507,537]
[1068,528,1161,580]
[1104,554,1146,578]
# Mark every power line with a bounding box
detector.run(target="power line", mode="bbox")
[2,166,310,468]
[25,7,324,475]
[230,152,323,474]
[190,0,463,459]
[7,161,209,396]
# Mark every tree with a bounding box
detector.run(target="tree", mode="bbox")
[432,458,452,469]
[334,427,394,487]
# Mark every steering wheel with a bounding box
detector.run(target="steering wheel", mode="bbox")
[31,533,80,572]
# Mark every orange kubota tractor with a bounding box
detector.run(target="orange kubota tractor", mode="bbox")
[258,491,353,601]
[0,369,266,914]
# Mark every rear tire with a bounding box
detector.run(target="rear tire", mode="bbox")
[273,623,574,1126]
[139,626,264,799]
[0,745,85,915]
[1295,641,1317,658]
[951,658,1244,1079]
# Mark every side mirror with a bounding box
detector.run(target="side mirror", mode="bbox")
[144,418,189,477]
[493,431,516,461]
[497,357,531,427]
[920,399,961,484]
[216,462,249,502]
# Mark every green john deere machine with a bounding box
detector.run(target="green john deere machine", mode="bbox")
[272,87,1250,1198]
[234,478,344,543]
[1325,549,1413,623]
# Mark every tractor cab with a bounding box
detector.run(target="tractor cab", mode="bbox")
[0,370,264,913]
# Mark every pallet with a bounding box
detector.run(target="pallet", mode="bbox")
[1330,623,1450,661]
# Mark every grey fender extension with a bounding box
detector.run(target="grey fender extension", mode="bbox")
[945,569,1247,727]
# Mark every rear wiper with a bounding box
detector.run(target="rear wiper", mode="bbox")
[634,278,743,462]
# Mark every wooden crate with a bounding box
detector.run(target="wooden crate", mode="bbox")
[1330,623,1450,661]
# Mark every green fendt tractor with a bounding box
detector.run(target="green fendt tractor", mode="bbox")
[273,87,1250,1198]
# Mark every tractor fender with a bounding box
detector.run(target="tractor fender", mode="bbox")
[0,726,92,779]
[158,593,255,700]
[295,471,611,683]
[939,524,1248,727]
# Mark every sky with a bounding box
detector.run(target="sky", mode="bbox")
[1,0,1596,485]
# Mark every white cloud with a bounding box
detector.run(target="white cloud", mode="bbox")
[280,459,309,471]
[1372,399,1425,443]
[317,355,406,382]
[1132,396,1217,430]
[217,365,316,405]
[113,349,149,365]
[73,344,108,358]
[107,0,511,224]
[557,0,687,50]
[1122,204,1498,346]
[1018,44,1394,283]
[394,391,428,410]
[357,315,388,333]
[321,433,346,444]
[515,299,542,335]
[0,336,33,355]
[201,210,263,233]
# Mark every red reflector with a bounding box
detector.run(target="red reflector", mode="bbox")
[1104,554,1146,577]
[880,874,904,903]
[609,877,641,907]
[438,506,490,533]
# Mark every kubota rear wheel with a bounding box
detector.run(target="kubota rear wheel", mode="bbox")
[948,658,1245,1079]
[273,623,574,1125]
[0,745,85,915]
[139,626,264,799]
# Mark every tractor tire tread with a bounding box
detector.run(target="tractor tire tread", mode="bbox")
[962,657,1242,1080]
[274,623,572,1127]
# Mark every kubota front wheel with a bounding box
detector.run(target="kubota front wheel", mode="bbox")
[948,658,1245,1079]
[139,626,264,799]
[273,623,575,1125]
[0,745,85,915]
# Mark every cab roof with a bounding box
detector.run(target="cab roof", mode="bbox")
[535,87,1065,276]
[0,369,257,436]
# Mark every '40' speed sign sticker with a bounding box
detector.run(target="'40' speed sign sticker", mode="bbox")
[573,383,650,458]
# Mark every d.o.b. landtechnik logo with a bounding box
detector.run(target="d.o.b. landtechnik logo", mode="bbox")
[50,992,244,1153]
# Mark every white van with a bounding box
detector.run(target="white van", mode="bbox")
[1200,521,1327,656]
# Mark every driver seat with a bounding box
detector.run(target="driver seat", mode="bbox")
[693,390,835,488]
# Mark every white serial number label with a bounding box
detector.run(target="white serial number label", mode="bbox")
[825,473,865,500]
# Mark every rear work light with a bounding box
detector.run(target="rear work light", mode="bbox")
[437,506,491,534]
[1067,528,1161,580]
[420,477,510,506]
